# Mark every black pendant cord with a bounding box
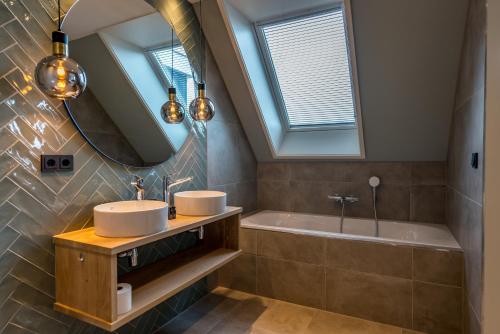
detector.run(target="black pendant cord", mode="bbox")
[171,22,174,88]
[57,0,61,31]
[199,0,204,84]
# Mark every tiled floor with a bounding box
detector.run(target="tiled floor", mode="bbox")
[155,287,425,334]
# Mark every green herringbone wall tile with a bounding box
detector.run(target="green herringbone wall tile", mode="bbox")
[0,0,208,333]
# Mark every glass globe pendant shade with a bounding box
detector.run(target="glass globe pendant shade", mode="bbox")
[161,87,186,124]
[35,31,87,100]
[189,83,215,121]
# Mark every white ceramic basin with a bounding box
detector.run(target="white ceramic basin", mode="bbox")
[175,191,227,216]
[94,200,168,237]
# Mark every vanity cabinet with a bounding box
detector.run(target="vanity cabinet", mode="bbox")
[53,207,242,331]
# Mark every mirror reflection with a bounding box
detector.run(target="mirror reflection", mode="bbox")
[62,0,195,167]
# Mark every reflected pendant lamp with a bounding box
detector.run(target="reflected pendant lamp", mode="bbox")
[35,0,86,100]
[189,0,215,121]
[161,23,185,124]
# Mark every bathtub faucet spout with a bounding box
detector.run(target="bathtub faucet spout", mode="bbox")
[328,194,359,233]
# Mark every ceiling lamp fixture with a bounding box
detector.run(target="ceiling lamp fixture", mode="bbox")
[35,0,86,100]
[189,0,215,121]
[161,23,185,124]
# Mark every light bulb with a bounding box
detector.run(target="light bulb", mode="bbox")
[161,87,185,124]
[189,83,215,121]
[35,31,86,100]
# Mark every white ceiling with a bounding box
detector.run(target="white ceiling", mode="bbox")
[62,0,156,40]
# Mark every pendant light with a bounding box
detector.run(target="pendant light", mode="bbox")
[161,23,185,124]
[35,0,86,100]
[189,0,215,121]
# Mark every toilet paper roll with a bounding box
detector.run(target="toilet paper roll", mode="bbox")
[117,283,132,315]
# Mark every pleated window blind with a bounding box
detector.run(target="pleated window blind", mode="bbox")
[259,8,357,128]
[149,45,195,108]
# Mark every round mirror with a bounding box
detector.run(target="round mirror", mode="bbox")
[62,0,196,167]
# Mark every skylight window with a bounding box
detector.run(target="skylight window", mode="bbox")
[257,7,358,129]
[147,45,195,109]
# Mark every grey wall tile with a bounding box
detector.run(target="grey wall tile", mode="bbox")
[258,162,445,223]
[289,181,345,216]
[326,239,412,279]
[410,185,446,223]
[257,180,292,211]
[325,267,412,328]
[411,162,446,185]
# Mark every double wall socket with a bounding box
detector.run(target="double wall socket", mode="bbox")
[41,155,74,172]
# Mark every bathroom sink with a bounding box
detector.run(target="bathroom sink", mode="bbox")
[94,200,168,237]
[174,191,227,216]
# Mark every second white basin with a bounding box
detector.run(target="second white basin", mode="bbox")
[94,200,168,237]
[175,191,227,216]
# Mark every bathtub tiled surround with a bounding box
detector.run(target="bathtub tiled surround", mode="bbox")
[446,0,485,333]
[258,162,446,223]
[220,228,464,334]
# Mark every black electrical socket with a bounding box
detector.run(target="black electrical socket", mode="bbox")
[41,155,59,172]
[59,155,74,171]
[41,155,74,172]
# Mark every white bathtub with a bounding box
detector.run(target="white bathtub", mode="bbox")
[242,210,461,250]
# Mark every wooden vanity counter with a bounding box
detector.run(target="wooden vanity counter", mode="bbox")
[53,206,242,331]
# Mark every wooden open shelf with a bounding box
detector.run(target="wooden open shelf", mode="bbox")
[53,208,242,331]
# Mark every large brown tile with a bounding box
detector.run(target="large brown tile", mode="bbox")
[289,181,346,215]
[377,184,411,221]
[304,310,402,334]
[257,163,290,181]
[156,308,220,334]
[344,181,376,219]
[252,300,317,334]
[219,254,256,294]
[413,248,463,287]
[413,281,463,334]
[257,257,325,309]
[410,185,446,224]
[257,230,325,265]
[239,227,257,254]
[208,295,275,334]
[326,268,412,328]
[190,290,242,322]
[257,180,292,211]
[344,162,411,185]
[326,239,412,279]
[288,162,347,182]
[411,162,446,186]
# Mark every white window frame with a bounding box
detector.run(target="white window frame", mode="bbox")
[254,4,363,132]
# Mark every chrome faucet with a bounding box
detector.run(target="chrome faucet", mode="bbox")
[131,175,145,200]
[328,194,359,233]
[118,248,138,267]
[162,175,193,218]
[328,195,359,205]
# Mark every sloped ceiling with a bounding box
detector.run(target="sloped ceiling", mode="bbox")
[201,0,469,161]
